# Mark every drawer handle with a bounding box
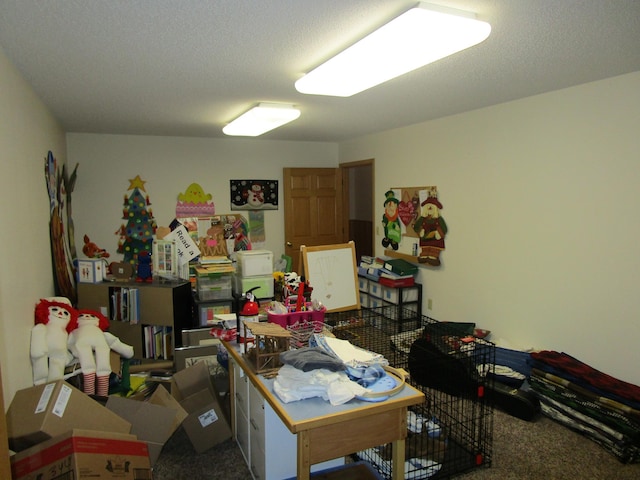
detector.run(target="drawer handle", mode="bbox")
[250,418,260,432]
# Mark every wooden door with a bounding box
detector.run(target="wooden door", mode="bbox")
[283,168,344,273]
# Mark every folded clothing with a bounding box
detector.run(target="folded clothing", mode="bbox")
[280,346,346,372]
[273,364,366,405]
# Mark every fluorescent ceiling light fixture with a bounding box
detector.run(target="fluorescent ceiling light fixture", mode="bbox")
[223,103,301,136]
[295,2,491,97]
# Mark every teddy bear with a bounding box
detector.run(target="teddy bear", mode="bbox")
[67,309,134,396]
[31,297,76,385]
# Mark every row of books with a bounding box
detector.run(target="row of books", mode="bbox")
[109,286,140,324]
[142,325,173,360]
[359,255,418,287]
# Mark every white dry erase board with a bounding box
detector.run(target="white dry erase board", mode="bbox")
[301,242,360,312]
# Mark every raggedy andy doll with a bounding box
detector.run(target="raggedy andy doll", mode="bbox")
[67,309,134,396]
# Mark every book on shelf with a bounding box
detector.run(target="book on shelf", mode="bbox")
[379,267,414,280]
[199,255,232,265]
[109,286,140,324]
[195,264,235,275]
[359,256,385,269]
[143,325,173,360]
[383,258,418,276]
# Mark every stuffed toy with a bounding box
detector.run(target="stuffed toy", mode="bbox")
[136,251,153,283]
[82,234,110,258]
[31,297,76,385]
[67,309,134,396]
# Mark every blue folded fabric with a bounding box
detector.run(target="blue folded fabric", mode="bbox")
[347,364,386,387]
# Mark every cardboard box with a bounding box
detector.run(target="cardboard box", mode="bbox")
[6,380,131,453]
[105,386,187,466]
[10,429,151,480]
[172,361,232,453]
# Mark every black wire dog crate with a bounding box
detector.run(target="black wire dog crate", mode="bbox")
[325,305,495,479]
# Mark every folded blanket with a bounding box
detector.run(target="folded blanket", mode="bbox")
[280,346,346,372]
[531,351,640,410]
[273,364,367,405]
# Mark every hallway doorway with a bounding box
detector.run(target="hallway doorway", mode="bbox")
[341,159,374,261]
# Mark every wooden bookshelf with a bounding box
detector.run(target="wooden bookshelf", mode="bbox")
[77,280,193,364]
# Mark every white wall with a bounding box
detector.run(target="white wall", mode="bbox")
[0,46,66,402]
[339,71,640,385]
[67,134,338,268]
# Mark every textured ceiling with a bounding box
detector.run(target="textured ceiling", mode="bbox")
[1,0,639,142]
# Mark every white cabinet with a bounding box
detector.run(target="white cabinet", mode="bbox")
[231,359,343,479]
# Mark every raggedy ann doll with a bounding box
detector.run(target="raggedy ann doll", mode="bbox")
[67,309,134,396]
[31,297,76,385]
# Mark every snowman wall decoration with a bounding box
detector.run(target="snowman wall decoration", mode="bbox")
[247,183,265,208]
[230,180,279,210]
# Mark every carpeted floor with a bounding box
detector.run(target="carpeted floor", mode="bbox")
[152,406,640,480]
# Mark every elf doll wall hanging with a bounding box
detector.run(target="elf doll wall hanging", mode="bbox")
[381,190,401,250]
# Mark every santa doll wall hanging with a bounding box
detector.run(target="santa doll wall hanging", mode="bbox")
[413,195,448,266]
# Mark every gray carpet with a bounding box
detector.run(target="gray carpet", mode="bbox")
[152,407,640,480]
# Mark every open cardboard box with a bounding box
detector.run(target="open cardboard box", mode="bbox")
[10,428,151,480]
[172,360,232,453]
[6,380,131,453]
[105,385,188,466]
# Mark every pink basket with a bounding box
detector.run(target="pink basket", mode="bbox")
[267,307,325,330]
[267,308,326,348]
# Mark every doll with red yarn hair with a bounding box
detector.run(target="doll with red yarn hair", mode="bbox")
[31,297,77,385]
[67,309,134,396]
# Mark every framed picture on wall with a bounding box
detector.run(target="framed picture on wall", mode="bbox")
[230,180,278,210]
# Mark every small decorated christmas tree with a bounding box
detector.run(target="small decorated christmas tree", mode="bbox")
[116,175,157,266]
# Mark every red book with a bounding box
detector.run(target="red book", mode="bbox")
[378,276,415,288]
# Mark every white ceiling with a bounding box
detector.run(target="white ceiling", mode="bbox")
[1,0,639,143]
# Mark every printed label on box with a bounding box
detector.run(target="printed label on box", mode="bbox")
[52,384,72,417]
[35,383,55,414]
[198,408,219,428]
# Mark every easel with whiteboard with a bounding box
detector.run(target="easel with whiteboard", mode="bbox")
[300,242,360,312]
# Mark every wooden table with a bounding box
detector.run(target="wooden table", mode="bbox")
[223,340,425,480]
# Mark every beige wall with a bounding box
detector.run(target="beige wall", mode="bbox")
[0,46,66,403]
[67,134,338,265]
[340,71,640,385]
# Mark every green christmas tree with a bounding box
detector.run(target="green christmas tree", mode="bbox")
[116,175,156,265]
